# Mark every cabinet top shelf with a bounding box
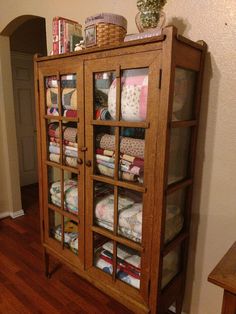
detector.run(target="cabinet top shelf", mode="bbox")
[34,26,206,63]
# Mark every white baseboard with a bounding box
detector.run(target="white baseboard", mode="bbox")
[0,211,10,219]
[10,209,25,219]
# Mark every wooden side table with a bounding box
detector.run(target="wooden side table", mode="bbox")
[208,242,236,314]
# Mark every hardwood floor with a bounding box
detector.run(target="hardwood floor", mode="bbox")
[0,184,132,313]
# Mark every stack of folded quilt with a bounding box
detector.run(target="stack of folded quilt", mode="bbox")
[50,179,78,215]
[95,241,141,289]
[51,220,78,255]
[48,122,78,168]
[94,187,184,244]
[96,133,145,183]
[95,189,142,243]
[46,74,77,117]
[95,240,180,289]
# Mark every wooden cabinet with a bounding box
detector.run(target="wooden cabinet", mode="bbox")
[34,26,206,314]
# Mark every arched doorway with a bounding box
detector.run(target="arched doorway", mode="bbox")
[0,15,47,217]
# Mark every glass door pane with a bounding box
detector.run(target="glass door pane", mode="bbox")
[120,68,148,122]
[45,76,59,116]
[61,74,77,118]
[94,71,116,120]
[119,127,145,184]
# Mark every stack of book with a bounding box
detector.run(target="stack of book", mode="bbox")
[52,16,83,55]
[124,29,162,42]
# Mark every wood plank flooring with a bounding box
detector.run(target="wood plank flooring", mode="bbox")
[0,184,132,313]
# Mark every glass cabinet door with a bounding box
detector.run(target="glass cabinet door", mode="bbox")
[85,52,160,303]
[39,63,84,266]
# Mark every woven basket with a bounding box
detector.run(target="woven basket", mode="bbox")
[85,13,127,48]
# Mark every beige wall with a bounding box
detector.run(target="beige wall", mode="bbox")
[0,1,235,313]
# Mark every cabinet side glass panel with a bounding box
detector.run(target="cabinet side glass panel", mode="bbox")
[165,189,186,244]
[168,128,191,185]
[172,68,197,121]
[162,246,181,289]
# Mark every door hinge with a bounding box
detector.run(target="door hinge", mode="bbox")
[37,79,40,93]
[158,69,162,89]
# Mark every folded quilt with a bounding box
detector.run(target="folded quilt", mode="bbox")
[95,241,141,289]
[48,124,77,143]
[50,179,78,212]
[49,153,60,163]
[95,106,111,120]
[46,88,58,108]
[49,154,77,168]
[65,156,77,168]
[62,88,77,110]
[64,127,77,143]
[47,107,59,116]
[52,220,78,254]
[95,194,134,222]
[96,133,145,159]
[64,109,77,118]
[96,219,141,243]
[46,75,76,88]
[97,164,138,182]
[64,147,78,158]
[50,137,78,148]
[96,155,143,176]
[51,194,78,214]
[48,123,60,138]
[95,240,180,289]
[95,257,140,289]
[108,74,148,122]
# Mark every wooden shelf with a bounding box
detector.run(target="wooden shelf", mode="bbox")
[166,178,193,195]
[162,232,188,257]
[45,160,80,174]
[171,120,197,128]
[91,225,144,253]
[48,203,80,222]
[44,115,79,122]
[91,120,150,129]
[92,174,146,193]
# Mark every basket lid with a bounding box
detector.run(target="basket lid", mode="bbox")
[85,13,127,30]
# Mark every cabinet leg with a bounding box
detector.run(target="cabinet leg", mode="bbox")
[44,249,50,278]
[175,294,184,314]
